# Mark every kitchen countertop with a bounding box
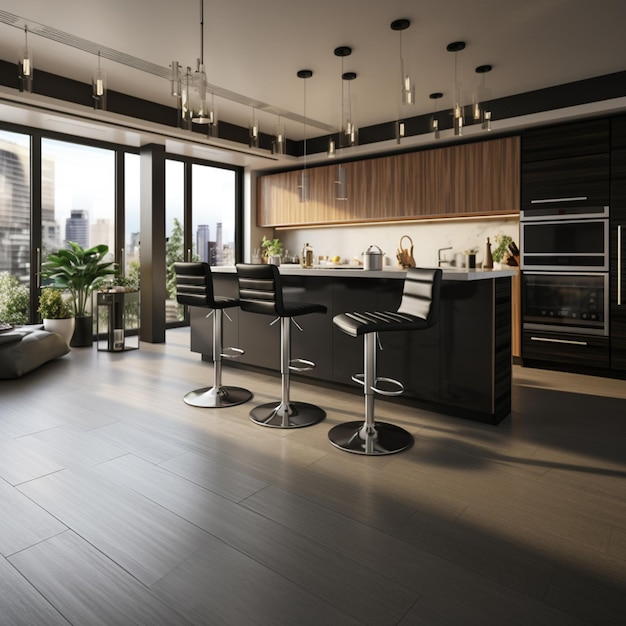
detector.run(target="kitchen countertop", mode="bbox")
[212,265,517,281]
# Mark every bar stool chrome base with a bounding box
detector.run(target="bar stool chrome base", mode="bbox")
[328,420,413,455]
[250,400,326,428]
[184,385,253,409]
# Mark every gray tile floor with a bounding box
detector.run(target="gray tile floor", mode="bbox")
[1,328,625,625]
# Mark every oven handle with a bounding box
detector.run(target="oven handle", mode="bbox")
[619,225,622,307]
[530,196,588,204]
[530,336,588,346]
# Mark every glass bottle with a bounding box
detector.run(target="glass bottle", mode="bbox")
[301,242,314,268]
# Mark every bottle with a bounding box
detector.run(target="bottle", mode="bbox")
[484,237,494,270]
[301,242,314,268]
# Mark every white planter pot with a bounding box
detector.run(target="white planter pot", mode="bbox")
[43,317,76,347]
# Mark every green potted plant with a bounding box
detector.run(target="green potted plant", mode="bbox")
[0,272,29,326]
[37,287,75,347]
[261,235,283,265]
[492,234,514,268]
[40,242,117,347]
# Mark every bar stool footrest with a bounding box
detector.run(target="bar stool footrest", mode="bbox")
[350,373,404,396]
[221,346,244,359]
[328,420,414,455]
[289,358,315,372]
[184,385,253,408]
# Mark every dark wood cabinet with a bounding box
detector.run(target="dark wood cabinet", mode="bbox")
[610,145,626,370]
[522,118,610,162]
[522,331,610,369]
[521,118,610,212]
[611,115,626,149]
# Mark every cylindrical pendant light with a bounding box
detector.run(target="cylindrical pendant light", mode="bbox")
[92,51,106,110]
[390,19,415,106]
[447,41,466,136]
[430,92,443,139]
[297,69,312,203]
[18,25,33,93]
[475,64,493,131]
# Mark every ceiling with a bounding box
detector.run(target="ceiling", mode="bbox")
[0,0,625,164]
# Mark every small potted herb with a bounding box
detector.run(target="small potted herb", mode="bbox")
[261,236,283,265]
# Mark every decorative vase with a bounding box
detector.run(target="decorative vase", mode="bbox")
[43,317,76,348]
[71,315,94,347]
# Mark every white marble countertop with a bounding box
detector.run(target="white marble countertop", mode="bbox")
[212,265,517,281]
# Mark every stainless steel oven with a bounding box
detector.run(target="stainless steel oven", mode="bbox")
[522,271,608,336]
[520,215,609,271]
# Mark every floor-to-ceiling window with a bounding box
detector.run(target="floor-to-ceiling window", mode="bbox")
[1,122,242,331]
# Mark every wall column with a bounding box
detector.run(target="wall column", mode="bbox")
[139,143,166,343]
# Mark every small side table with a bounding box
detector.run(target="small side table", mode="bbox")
[95,290,140,352]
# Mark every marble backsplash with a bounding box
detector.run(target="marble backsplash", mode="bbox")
[270,216,520,269]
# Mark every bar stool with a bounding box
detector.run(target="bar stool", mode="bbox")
[329,267,442,455]
[174,262,253,408]
[236,263,327,428]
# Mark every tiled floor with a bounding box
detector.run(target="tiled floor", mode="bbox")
[1,328,625,625]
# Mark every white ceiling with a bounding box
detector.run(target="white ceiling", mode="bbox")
[0,0,625,159]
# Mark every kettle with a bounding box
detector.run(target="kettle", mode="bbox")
[362,245,384,271]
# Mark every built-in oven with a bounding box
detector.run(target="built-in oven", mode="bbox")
[520,213,609,271]
[522,271,608,336]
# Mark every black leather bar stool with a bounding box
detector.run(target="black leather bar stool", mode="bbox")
[329,267,442,455]
[174,262,253,408]
[236,263,327,428]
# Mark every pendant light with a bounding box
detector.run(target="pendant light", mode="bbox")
[343,71,358,147]
[297,69,312,203]
[447,41,466,136]
[189,0,212,124]
[328,46,352,157]
[395,120,405,144]
[170,61,182,97]
[430,92,443,139]
[18,25,33,93]
[249,107,259,148]
[475,64,493,131]
[92,51,106,110]
[390,19,415,106]
[272,115,286,155]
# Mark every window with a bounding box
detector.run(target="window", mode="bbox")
[192,163,236,266]
[41,139,115,260]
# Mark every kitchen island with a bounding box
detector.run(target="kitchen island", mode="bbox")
[189,266,516,425]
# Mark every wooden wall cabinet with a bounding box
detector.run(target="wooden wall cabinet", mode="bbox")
[257,136,520,227]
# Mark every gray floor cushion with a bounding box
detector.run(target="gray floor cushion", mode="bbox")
[0,326,70,379]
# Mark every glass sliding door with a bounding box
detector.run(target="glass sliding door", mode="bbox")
[0,130,31,324]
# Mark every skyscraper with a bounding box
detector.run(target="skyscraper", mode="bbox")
[197,224,209,263]
[65,209,89,247]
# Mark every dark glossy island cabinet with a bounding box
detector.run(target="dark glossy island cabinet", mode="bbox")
[189,268,514,425]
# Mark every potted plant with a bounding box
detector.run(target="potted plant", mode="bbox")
[37,287,75,347]
[492,234,514,268]
[261,236,283,265]
[0,272,29,326]
[40,242,117,347]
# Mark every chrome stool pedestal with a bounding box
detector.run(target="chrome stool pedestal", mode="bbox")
[329,268,442,456]
[236,263,327,429]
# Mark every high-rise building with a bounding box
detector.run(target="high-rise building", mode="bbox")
[197,224,209,263]
[65,209,89,247]
[215,222,223,265]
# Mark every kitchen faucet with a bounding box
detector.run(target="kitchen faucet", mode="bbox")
[438,246,453,267]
